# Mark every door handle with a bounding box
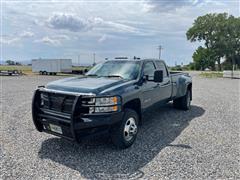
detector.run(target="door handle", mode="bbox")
[153,83,160,88]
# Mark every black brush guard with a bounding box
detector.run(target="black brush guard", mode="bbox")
[32,89,83,141]
[32,89,122,141]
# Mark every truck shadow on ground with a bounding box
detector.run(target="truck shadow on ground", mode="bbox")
[38,104,205,179]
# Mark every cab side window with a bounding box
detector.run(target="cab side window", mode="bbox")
[156,61,168,77]
[143,61,156,80]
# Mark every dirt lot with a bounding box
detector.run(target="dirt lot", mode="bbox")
[0,73,239,179]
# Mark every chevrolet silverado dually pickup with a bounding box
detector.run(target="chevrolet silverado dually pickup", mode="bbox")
[32,59,192,148]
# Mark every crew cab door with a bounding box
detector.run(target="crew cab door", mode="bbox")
[155,61,172,101]
[141,61,159,109]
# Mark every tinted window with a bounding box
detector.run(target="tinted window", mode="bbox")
[143,61,156,80]
[156,61,168,77]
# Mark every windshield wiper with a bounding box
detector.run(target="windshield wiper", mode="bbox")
[104,75,124,79]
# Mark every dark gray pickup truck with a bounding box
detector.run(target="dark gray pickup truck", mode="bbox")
[32,59,192,148]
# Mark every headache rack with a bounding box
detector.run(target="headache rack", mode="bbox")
[32,88,96,141]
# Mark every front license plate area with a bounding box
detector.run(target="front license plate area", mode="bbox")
[49,124,63,134]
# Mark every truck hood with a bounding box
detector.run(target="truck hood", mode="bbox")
[46,76,127,94]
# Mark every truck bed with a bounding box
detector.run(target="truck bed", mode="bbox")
[169,71,191,99]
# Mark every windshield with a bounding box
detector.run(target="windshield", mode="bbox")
[86,61,140,80]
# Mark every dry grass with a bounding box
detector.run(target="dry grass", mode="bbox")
[0,65,92,76]
[200,71,223,78]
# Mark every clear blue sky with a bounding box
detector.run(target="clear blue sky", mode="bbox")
[1,0,239,66]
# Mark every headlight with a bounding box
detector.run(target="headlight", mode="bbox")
[89,96,121,113]
[95,97,118,106]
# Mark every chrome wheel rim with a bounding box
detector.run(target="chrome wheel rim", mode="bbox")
[124,117,137,141]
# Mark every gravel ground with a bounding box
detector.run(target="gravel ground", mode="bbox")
[0,74,240,179]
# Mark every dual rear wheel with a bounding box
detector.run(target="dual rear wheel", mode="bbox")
[39,71,57,75]
[173,89,191,110]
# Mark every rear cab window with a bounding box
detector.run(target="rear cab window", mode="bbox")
[155,61,169,77]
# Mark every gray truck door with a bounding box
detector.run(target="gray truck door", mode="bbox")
[155,61,172,101]
[141,61,159,108]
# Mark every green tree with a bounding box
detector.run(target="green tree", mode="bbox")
[187,13,240,71]
[223,16,240,69]
[5,60,15,65]
[15,62,22,66]
[188,62,195,70]
[225,55,240,70]
[192,47,215,70]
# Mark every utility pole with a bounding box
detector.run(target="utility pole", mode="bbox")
[157,45,163,59]
[77,54,80,66]
[93,53,96,66]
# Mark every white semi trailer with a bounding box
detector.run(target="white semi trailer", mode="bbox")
[32,59,72,75]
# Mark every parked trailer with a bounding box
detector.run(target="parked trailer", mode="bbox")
[0,70,22,76]
[32,59,72,75]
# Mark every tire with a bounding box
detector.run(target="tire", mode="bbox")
[173,89,191,110]
[111,109,139,149]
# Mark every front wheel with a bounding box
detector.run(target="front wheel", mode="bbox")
[111,109,139,149]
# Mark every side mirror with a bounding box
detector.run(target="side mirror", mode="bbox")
[143,75,149,81]
[154,70,163,83]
